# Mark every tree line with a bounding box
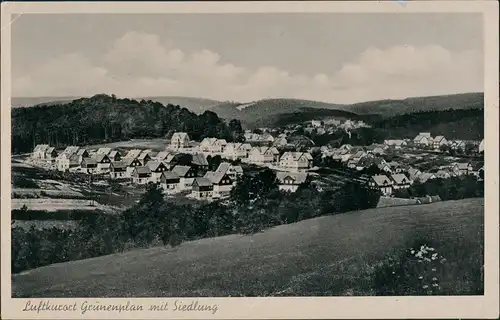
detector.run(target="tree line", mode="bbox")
[11,94,244,153]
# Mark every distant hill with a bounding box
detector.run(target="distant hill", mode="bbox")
[12,198,483,297]
[348,92,484,117]
[209,93,483,129]
[11,97,80,108]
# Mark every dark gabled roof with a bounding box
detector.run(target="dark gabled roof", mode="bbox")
[276,172,308,184]
[92,153,109,163]
[123,157,141,166]
[146,161,165,172]
[191,153,208,166]
[371,175,393,186]
[161,171,180,181]
[81,157,97,166]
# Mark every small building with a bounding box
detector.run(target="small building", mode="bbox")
[124,157,143,177]
[433,136,447,150]
[435,170,452,179]
[204,170,233,199]
[172,165,198,190]
[223,143,248,160]
[44,147,58,162]
[191,153,209,172]
[191,177,214,200]
[199,138,218,152]
[170,132,190,150]
[413,133,433,147]
[390,173,411,189]
[137,152,152,166]
[367,175,394,195]
[276,172,308,193]
[407,168,422,181]
[81,158,97,174]
[384,140,407,149]
[92,153,112,173]
[147,161,169,183]
[132,166,151,184]
[109,161,127,179]
[159,171,181,193]
[248,147,279,164]
[76,149,89,162]
[454,162,473,176]
[32,144,50,159]
[417,172,437,183]
[57,152,80,172]
[279,152,313,171]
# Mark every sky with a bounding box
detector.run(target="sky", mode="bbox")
[11,13,484,104]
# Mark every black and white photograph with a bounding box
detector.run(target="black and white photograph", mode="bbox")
[1,1,499,319]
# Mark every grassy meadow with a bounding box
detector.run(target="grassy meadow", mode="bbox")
[12,198,483,298]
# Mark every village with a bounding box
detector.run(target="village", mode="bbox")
[25,118,485,203]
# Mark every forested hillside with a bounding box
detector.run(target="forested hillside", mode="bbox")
[11,94,243,153]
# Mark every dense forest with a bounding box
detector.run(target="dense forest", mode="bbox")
[11,94,243,153]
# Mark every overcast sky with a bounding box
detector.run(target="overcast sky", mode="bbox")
[12,13,483,104]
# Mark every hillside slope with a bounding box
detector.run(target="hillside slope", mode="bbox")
[12,198,484,298]
[139,96,222,114]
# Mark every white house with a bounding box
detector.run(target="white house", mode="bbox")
[414,133,433,147]
[279,152,313,171]
[367,175,394,195]
[132,166,152,184]
[433,136,447,150]
[390,173,412,189]
[384,140,407,149]
[199,138,218,152]
[191,178,214,200]
[56,152,80,172]
[223,143,248,160]
[172,165,197,190]
[32,144,50,159]
[124,157,143,178]
[247,147,279,164]
[159,171,181,193]
[92,153,112,174]
[204,170,233,199]
[146,161,169,183]
[80,157,98,174]
[170,132,190,150]
[109,161,127,179]
[276,172,308,193]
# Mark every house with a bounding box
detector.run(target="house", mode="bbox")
[132,166,152,184]
[384,140,407,149]
[273,137,288,148]
[479,139,484,153]
[170,132,190,150]
[454,162,473,176]
[367,144,386,155]
[390,173,411,189]
[191,178,214,200]
[137,152,152,166]
[191,153,209,172]
[44,147,58,162]
[433,136,447,150]
[97,147,112,155]
[413,133,433,147]
[223,143,248,160]
[204,170,233,199]
[108,150,121,162]
[279,152,313,171]
[367,175,394,195]
[212,139,228,153]
[172,165,198,190]
[62,146,80,156]
[159,171,181,193]
[57,153,80,172]
[80,158,97,174]
[124,157,143,177]
[146,161,169,183]
[276,172,308,193]
[32,144,50,159]
[349,150,367,162]
[92,153,112,173]
[450,140,466,151]
[199,138,217,152]
[311,120,323,127]
[109,161,127,179]
[156,151,171,163]
[248,147,276,164]
[213,162,243,181]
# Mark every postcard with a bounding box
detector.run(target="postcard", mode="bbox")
[1,1,499,319]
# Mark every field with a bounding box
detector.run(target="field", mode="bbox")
[12,198,484,297]
[84,138,169,152]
